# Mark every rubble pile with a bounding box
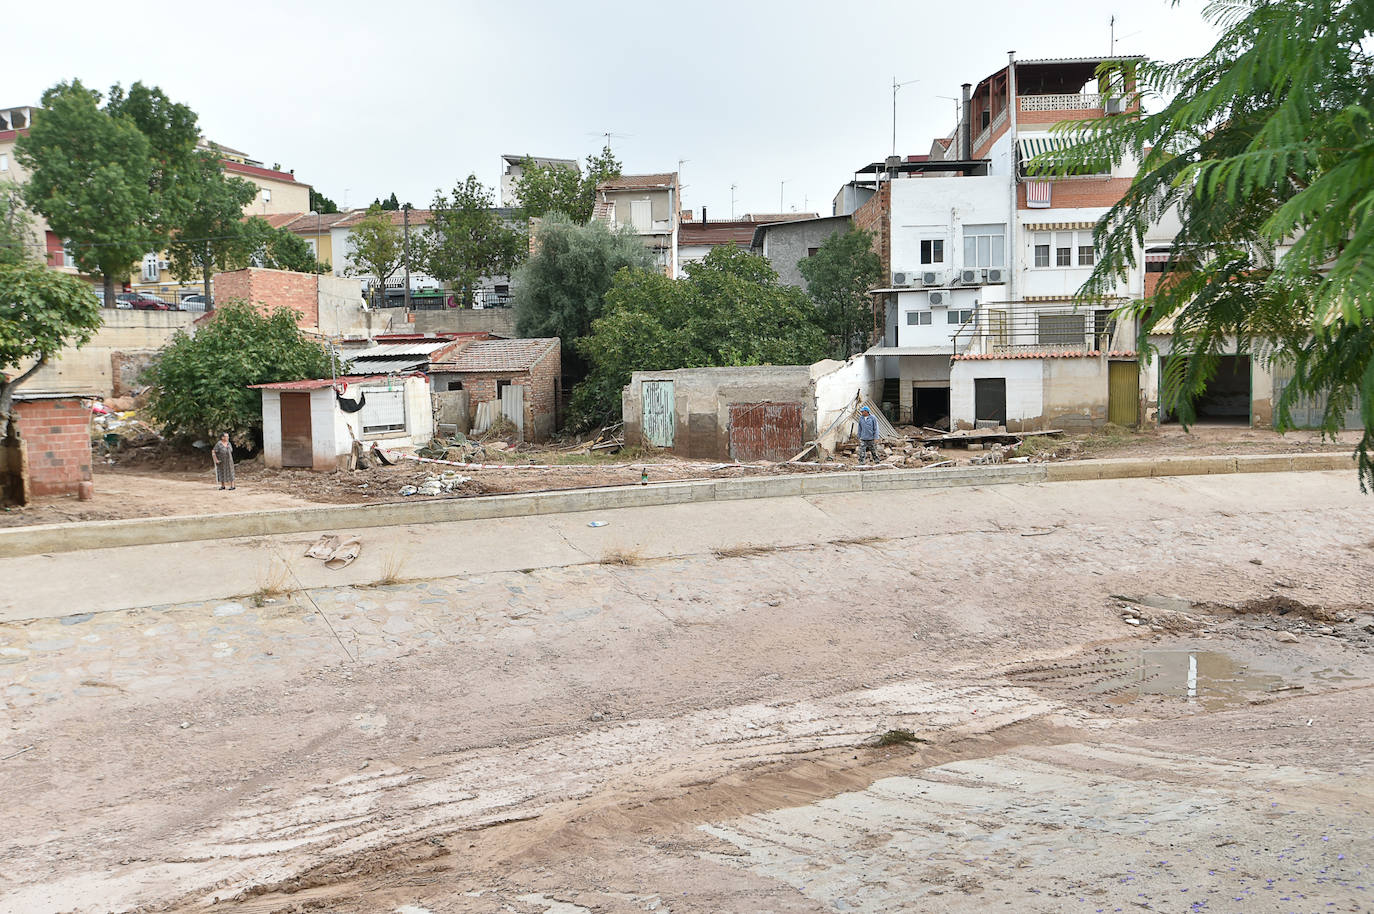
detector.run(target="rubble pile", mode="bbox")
[399,471,471,497]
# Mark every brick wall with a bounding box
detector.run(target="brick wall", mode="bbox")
[852,183,891,345]
[431,345,562,442]
[1017,177,1133,210]
[14,397,93,497]
[213,268,321,329]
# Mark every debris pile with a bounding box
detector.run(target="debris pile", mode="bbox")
[400,471,470,497]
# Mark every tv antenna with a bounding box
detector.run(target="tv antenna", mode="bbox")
[588,130,631,151]
[730,183,738,220]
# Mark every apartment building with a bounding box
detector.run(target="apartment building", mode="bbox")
[858,54,1148,431]
[591,173,679,277]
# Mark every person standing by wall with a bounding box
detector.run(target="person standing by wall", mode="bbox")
[212,432,236,490]
[856,406,879,466]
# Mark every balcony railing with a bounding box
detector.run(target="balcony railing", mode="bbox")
[971,107,1009,154]
[1019,93,1105,112]
[952,306,1127,357]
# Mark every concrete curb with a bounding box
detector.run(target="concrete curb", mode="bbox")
[0,452,1354,558]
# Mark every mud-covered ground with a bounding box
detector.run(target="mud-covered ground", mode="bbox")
[0,471,1371,913]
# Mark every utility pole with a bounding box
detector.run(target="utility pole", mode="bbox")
[730,183,737,220]
[402,203,412,311]
[892,77,919,156]
[779,179,787,213]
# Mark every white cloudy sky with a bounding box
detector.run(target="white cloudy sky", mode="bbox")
[10,0,1221,217]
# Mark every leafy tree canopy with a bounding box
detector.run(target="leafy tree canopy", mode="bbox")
[0,180,35,268]
[512,212,655,352]
[571,245,829,427]
[141,300,334,440]
[0,260,104,426]
[240,217,329,274]
[513,146,623,224]
[1044,0,1374,489]
[166,152,259,302]
[422,175,525,301]
[309,189,339,214]
[16,81,157,302]
[375,192,401,211]
[798,226,883,358]
[345,204,407,297]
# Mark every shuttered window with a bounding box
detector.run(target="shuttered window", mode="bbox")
[361,389,406,434]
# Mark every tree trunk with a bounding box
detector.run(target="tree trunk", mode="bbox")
[103,273,117,311]
[203,262,213,310]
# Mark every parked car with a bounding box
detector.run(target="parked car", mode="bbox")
[180,293,209,312]
[113,293,137,310]
[126,292,176,311]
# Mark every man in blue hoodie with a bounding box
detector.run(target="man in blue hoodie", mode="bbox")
[856,406,879,465]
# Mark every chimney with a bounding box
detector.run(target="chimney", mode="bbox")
[961,82,973,160]
[701,206,707,224]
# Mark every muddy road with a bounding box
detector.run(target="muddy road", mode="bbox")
[0,471,1371,913]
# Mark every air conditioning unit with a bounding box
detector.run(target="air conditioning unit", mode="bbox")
[959,268,982,285]
[919,270,943,286]
[985,268,1006,284]
[928,290,947,307]
[1105,97,1125,115]
[892,271,911,287]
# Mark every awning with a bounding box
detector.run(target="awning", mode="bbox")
[1018,136,1108,176]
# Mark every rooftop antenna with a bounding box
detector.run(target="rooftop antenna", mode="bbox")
[779,179,788,213]
[892,76,919,156]
[730,183,738,220]
[588,130,631,152]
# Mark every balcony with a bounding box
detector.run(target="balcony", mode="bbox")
[1019,93,1105,112]
[951,305,1130,357]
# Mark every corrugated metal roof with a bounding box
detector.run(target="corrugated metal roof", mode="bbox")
[344,358,426,374]
[350,341,455,358]
[249,373,424,391]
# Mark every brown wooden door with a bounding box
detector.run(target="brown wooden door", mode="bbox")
[729,402,804,462]
[279,392,313,467]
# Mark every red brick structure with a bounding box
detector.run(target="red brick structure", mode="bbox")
[429,338,562,442]
[10,393,94,500]
[211,268,322,329]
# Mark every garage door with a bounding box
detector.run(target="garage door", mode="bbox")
[1273,373,1362,429]
[729,402,804,462]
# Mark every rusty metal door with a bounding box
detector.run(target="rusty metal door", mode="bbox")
[729,402,804,462]
[641,380,674,447]
[1108,360,1140,426]
[279,392,313,467]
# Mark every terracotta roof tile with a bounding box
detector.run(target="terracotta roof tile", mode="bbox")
[596,173,677,191]
[678,221,761,247]
[222,159,304,184]
[334,208,433,228]
[431,338,560,373]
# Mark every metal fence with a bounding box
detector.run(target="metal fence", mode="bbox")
[952,305,1125,357]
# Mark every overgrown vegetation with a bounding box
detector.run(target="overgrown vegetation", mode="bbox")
[512,146,622,225]
[1043,0,1374,488]
[571,246,829,427]
[799,226,883,358]
[141,300,335,442]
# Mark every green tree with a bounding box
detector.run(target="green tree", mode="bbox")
[0,180,35,268]
[378,192,401,211]
[141,300,334,441]
[1045,0,1374,489]
[0,261,104,438]
[104,82,201,238]
[799,226,883,358]
[16,81,156,305]
[345,204,407,304]
[238,217,329,274]
[513,146,623,224]
[309,189,340,214]
[165,153,258,305]
[572,245,829,426]
[422,175,525,305]
[512,212,655,381]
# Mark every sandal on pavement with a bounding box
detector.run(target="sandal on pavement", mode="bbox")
[324,539,362,570]
[305,534,341,560]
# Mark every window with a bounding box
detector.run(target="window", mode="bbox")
[1036,231,1096,268]
[629,199,652,232]
[920,239,944,264]
[1037,313,1087,347]
[807,247,820,258]
[361,388,406,434]
[906,311,932,326]
[447,380,464,391]
[1055,232,1073,266]
[496,379,512,394]
[962,224,1005,268]
[946,309,973,324]
[262,188,272,204]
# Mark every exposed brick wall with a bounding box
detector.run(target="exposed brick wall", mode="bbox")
[431,345,562,441]
[14,398,92,497]
[1017,177,1134,210]
[1016,108,1107,126]
[852,183,892,345]
[213,268,321,330]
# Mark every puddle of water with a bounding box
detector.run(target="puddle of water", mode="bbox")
[1090,650,1289,709]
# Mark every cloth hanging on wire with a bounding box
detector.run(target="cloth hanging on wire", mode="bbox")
[336,390,367,413]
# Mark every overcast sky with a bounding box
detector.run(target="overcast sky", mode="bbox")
[10,0,1221,219]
